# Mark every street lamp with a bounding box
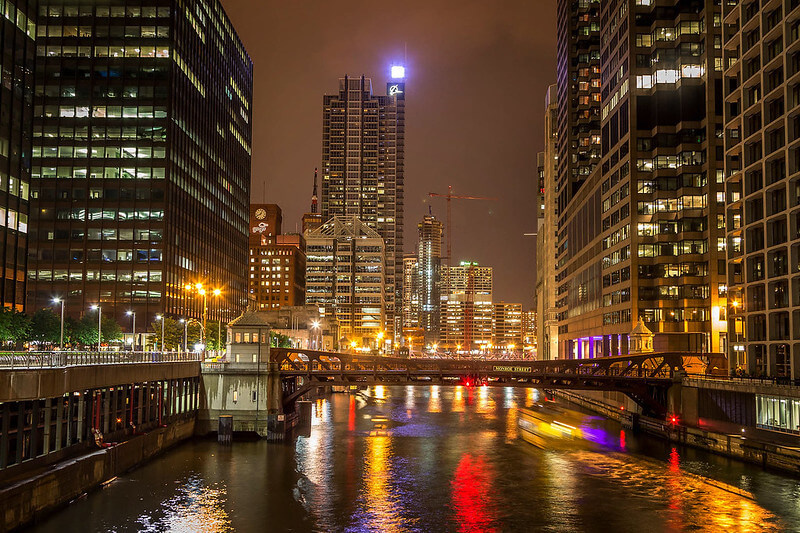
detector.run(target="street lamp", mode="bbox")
[126,310,136,351]
[311,320,320,349]
[156,314,165,352]
[52,298,64,350]
[184,282,223,356]
[90,305,101,352]
[179,318,187,353]
[213,288,222,355]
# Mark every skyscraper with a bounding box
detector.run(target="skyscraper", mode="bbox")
[555,0,726,358]
[492,302,523,350]
[27,0,252,325]
[535,84,558,360]
[723,0,799,378]
[555,0,601,221]
[440,261,493,351]
[417,213,442,345]
[401,252,418,331]
[321,72,405,341]
[304,216,385,347]
[0,3,35,311]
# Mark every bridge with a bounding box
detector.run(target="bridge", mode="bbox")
[269,348,726,419]
[0,351,201,471]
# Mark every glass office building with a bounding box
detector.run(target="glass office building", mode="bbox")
[27,0,252,325]
[0,1,36,311]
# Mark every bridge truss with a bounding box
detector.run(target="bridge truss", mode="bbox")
[270,349,725,418]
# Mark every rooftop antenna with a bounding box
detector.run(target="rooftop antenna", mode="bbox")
[311,168,318,214]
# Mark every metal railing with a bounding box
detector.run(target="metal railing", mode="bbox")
[684,373,800,388]
[0,351,201,369]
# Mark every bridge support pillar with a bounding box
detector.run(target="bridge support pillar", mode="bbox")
[668,373,683,419]
[265,361,287,441]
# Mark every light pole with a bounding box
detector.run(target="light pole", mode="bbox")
[184,282,222,355]
[53,298,64,350]
[180,319,187,353]
[213,288,222,355]
[126,310,136,351]
[311,320,320,349]
[90,305,101,351]
[156,314,165,352]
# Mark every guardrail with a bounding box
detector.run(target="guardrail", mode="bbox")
[0,351,202,369]
[684,373,800,388]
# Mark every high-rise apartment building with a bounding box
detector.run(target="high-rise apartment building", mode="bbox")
[723,0,800,378]
[401,252,418,330]
[304,215,385,346]
[555,0,726,358]
[440,261,492,351]
[321,73,405,340]
[522,309,536,350]
[249,204,306,311]
[0,3,35,311]
[492,302,523,349]
[417,213,442,344]
[555,0,601,223]
[536,84,559,360]
[27,0,252,325]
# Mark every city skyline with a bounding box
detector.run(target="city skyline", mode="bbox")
[221,0,555,304]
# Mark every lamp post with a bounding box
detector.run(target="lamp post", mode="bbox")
[311,320,320,349]
[156,314,165,352]
[179,319,187,353]
[52,298,64,350]
[213,288,222,355]
[184,282,222,356]
[126,311,136,351]
[90,305,101,352]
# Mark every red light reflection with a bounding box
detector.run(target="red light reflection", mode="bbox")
[348,395,356,432]
[451,454,497,533]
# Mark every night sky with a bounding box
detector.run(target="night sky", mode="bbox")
[221,1,556,305]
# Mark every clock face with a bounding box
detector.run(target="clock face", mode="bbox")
[255,208,267,220]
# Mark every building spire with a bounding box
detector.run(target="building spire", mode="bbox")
[311,167,318,213]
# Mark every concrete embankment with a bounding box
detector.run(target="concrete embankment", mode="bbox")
[0,417,195,532]
[554,390,800,476]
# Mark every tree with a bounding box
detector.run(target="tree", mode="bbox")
[0,308,30,347]
[206,320,227,351]
[270,332,291,348]
[64,316,80,347]
[149,317,185,351]
[73,314,121,347]
[74,314,99,346]
[29,309,61,345]
[101,317,123,344]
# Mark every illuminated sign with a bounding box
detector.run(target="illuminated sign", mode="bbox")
[388,84,403,96]
[391,65,405,79]
[493,366,533,373]
[252,222,269,234]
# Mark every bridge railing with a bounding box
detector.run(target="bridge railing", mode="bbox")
[0,351,201,369]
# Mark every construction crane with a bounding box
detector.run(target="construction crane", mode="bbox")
[429,186,495,354]
[428,185,496,267]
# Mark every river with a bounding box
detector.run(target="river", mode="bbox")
[31,386,800,532]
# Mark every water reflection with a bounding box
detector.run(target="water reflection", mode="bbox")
[136,474,232,532]
[452,454,498,533]
[565,449,783,532]
[30,385,800,533]
[429,385,442,413]
[351,435,410,532]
